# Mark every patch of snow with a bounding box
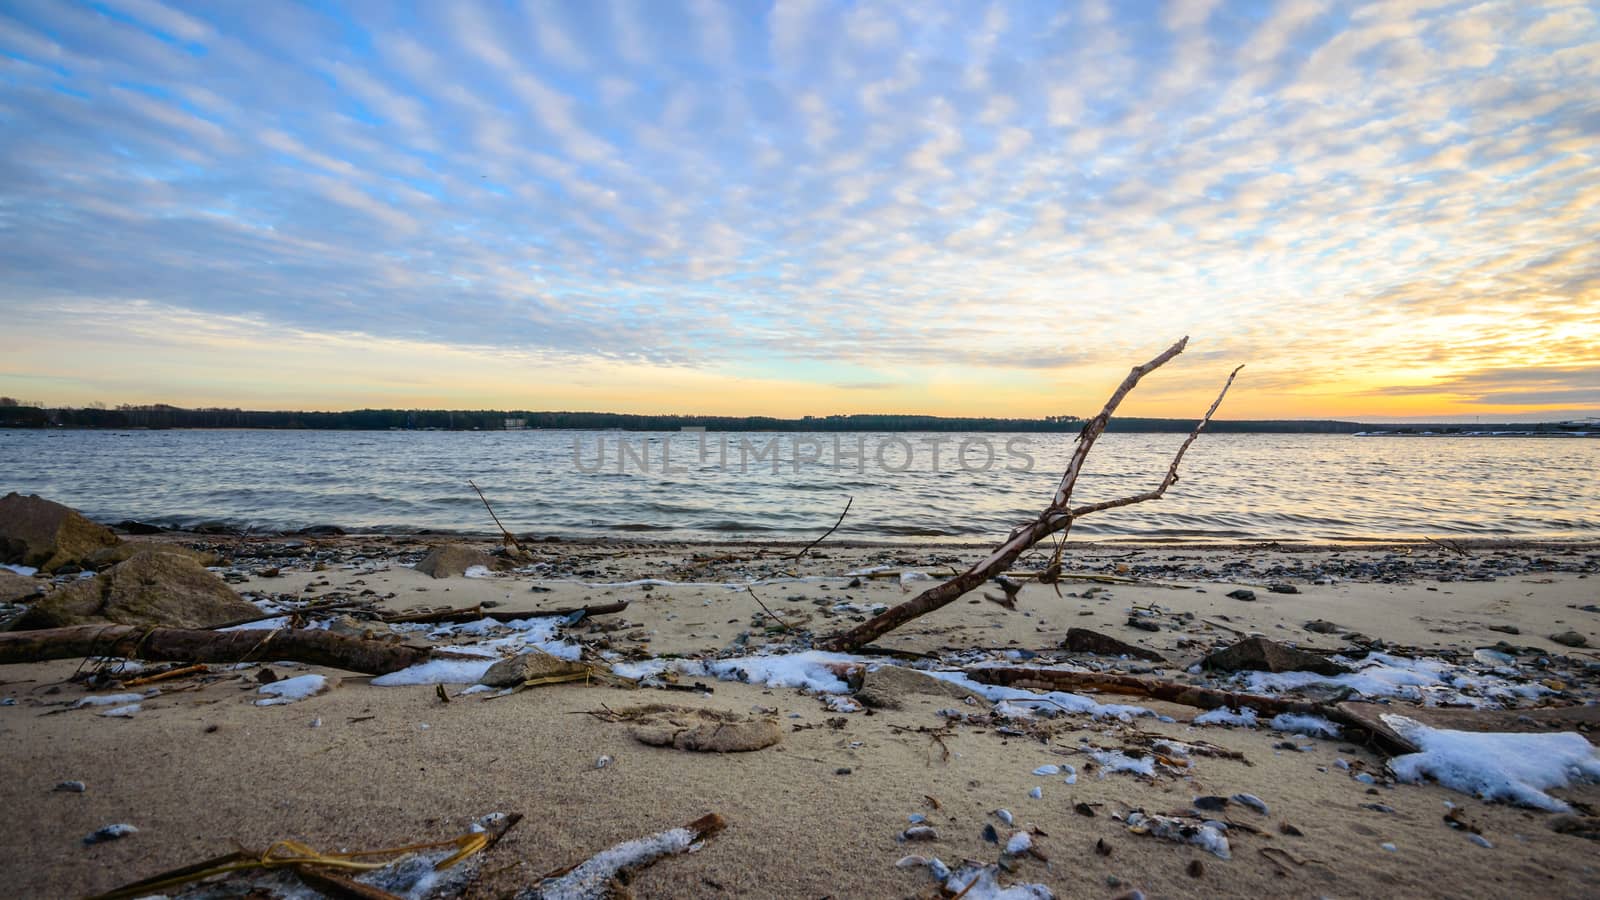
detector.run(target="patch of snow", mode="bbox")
[926,670,1152,719]
[255,674,328,705]
[463,565,493,578]
[1,564,38,576]
[99,703,141,718]
[1382,714,1600,812]
[1194,707,1258,727]
[74,693,144,708]
[1004,831,1033,855]
[941,862,1054,899]
[372,658,495,686]
[1088,749,1156,777]
[1270,712,1342,738]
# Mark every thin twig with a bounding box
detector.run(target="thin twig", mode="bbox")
[469,479,523,553]
[746,586,795,633]
[1423,536,1470,557]
[792,495,853,565]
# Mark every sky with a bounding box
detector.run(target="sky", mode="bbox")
[0,0,1596,422]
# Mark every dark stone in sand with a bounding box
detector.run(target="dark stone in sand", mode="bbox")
[1125,617,1161,633]
[1268,583,1299,594]
[1550,630,1590,648]
[12,549,258,629]
[299,524,347,536]
[1201,636,1350,676]
[1304,619,1340,634]
[1226,589,1257,601]
[1063,627,1167,662]
[1486,624,1520,635]
[0,493,121,574]
[115,520,165,535]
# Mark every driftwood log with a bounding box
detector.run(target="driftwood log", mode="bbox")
[380,600,629,625]
[0,625,431,675]
[819,337,1240,651]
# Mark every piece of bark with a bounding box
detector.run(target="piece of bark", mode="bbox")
[0,625,430,675]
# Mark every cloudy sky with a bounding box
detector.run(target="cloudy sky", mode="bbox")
[1,0,1596,421]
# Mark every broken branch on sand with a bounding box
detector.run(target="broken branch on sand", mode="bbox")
[0,625,431,675]
[380,600,629,625]
[819,338,1240,651]
[792,495,853,565]
[521,813,726,900]
[470,478,526,556]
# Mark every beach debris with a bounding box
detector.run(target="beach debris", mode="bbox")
[1226,589,1257,601]
[1188,859,1205,877]
[54,780,87,793]
[13,550,259,630]
[1304,619,1340,634]
[0,623,431,675]
[914,859,1053,899]
[1201,637,1349,676]
[816,339,1239,652]
[1381,713,1600,811]
[1033,764,1061,776]
[99,703,140,717]
[1029,786,1043,799]
[1268,583,1299,594]
[595,754,612,770]
[83,824,137,846]
[1125,617,1161,632]
[1549,630,1589,648]
[521,812,724,900]
[1063,627,1166,662]
[87,814,520,899]
[256,673,330,706]
[995,808,1014,826]
[468,479,529,558]
[791,495,853,566]
[1087,749,1158,778]
[1004,830,1034,855]
[0,493,121,574]
[413,544,512,579]
[903,825,938,842]
[1125,810,1231,859]
[592,704,781,753]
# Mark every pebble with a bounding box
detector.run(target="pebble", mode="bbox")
[1231,793,1269,815]
[1354,772,1376,784]
[595,755,612,769]
[995,808,1014,826]
[902,826,937,842]
[1004,831,1033,855]
[1227,589,1257,601]
[1469,834,1493,849]
[83,824,137,846]
[1033,764,1060,776]
[54,781,87,793]
[1028,786,1043,799]
[982,823,999,844]
[908,813,926,825]
[835,767,852,775]
[1380,842,1398,852]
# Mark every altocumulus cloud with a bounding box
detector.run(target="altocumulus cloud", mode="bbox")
[0,0,1596,413]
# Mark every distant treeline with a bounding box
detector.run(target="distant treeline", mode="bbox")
[1,402,1375,433]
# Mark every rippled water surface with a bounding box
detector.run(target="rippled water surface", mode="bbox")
[1,430,1596,543]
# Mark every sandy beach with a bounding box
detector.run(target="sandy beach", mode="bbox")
[3,533,1598,899]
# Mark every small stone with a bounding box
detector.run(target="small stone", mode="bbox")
[902,825,937,842]
[1095,838,1112,856]
[1188,859,1205,877]
[83,824,137,846]
[1380,842,1398,852]
[835,767,852,775]
[1469,834,1493,849]
[1028,786,1043,799]
[1268,583,1299,594]
[1550,630,1589,648]
[1226,589,1256,601]
[54,780,87,793]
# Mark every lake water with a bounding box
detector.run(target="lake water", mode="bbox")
[0,429,1596,543]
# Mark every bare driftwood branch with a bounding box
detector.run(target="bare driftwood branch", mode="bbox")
[380,600,629,625]
[0,625,431,675]
[470,479,525,555]
[962,666,1416,754]
[746,586,795,633]
[792,495,853,565]
[818,338,1239,651]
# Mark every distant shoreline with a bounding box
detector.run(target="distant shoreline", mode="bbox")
[2,405,1594,435]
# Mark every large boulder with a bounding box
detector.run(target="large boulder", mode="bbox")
[84,542,222,569]
[0,570,42,604]
[0,493,120,573]
[413,544,511,579]
[1201,636,1349,676]
[11,549,259,630]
